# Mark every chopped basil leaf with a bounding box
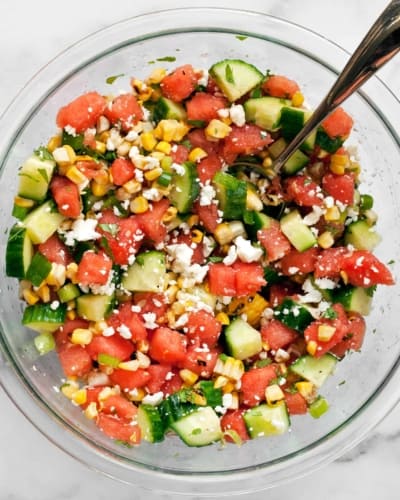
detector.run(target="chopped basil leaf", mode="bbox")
[34,146,54,162]
[38,168,49,183]
[235,35,248,41]
[106,73,125,84]
[156,56,176,62]
[99,223,119,236]
[225,64,235,84]
[323,307,338,319]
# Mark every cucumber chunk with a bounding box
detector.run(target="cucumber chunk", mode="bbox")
[159,391,197,428]
[280,209,317,251]
[344,219,381,251]
[279,107,316,152]
[209,59,263,102]
[153,97,187,123]
[244,96,291,131]
[334,285,372,315]
[122,250,166,292]
[268,137,310,175]
[25,252,52,287]
[137,404,166,443]
[18,154,55,202]
[24,200,65,244]
[244,401,290,438]
[168,161,199,213]
[212,171,247,220]
[224,317,262,360]
[22,303,67,333]
[315,129,343,154]
[76,294,114,321]
[5,225,33,279]
[171,406,222,447]
[57,283,81,303]
[274,298,314,333]
[290,354,338,388]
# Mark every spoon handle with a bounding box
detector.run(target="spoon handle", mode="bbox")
[273,0,400,173]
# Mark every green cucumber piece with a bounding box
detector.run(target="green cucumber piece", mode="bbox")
[280,209,317,251]
[244,401,290,438]
[274,298,314,333]
[122,250,166,292]
[153,96,186,123]
[137,404,166,443]
[97,352,121,367]
[171,406,222,447]
[224,317,262,360]
[17,154,55,202]
[315,129,344,154]
[334,285,372,315]
[25,252,52,287]
[159,391,197,428]
[57,283,81,303]
[290,353,338,388]
[268,137,310,175]
[5,225,33,279]
[12,203,31,221]
[244,96,291,131]
[22,303,67,333]
[212,171,247,220]
[76,294,114,321]
[168,161,199,213]
[278,107,316,152]
[34,332,56,355]
[209,59,263,102]
[24,200,65,244]
[344,219,381,251]
[198,380,223,408]
[308,396,329,418]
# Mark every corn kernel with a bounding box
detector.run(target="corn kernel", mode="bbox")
[91,181,111,197]
[165,285,179,304]
[61,380,80,399]
[262,341,270,351]
[179,369,199,386]
[155,141,172,154]
[191,229,203,244]
[192,393,207,406]
[84,402,98,420]
[262,156,273,168]
[246,190,263,211]
[93,169,110,186]
[318,324,336,342]
[324,206,341,221]
[291,91,304,107]
[95,141,106,154]
[53,145,76,166]
[116,141,132,157]
[137,339,150,353]
[130,196,149,214]
[67,310,76,320]
[118,359,140,371]
[205,119,232,140]
[144,167,163,182]
[147,67,167,85]
[306,340,318,356]
[228,392,239,410]
[317,231,335,249]
[188,147,208,163]
[66,165,87,185]
[215,312,230,325]
[340,270,349,285]
[221,381,236,394]
[98,387,118,401]
[66,263,78,283]
[47,135,62,152]
[141,132,157,151]
[122,179,141,194]
[37,284,51,303]
[136,351,151,369]
[154,120,190,142]
[162,206,178,222]
[150,151,165,161]
[265,384,285,405]
[214,356,244,381]
[295,381,316,402]
[329,162,345,175]
[14,196,35,208]
[71,328,93,346]
[214,221,246,246]
[23,288,39,305]
[127,388,146,402]
[72,388,87,405]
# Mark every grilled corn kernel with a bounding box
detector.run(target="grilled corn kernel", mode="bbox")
[23,288,39,305]
[53,145,76,166]
[291,90,305,107]
[205,119,232,140]
[127,387,146,402]
[214,356,244,381]
[214,375,229,389]
[179,369,199,386]
[84,402,98,420]
[215,312,230,325]
[246,189,263,212]
[262,156,273,168]
[329,162,345,175]
[188,147,207,163]
[317,324,336,342]
[66,165,87,185]
[130,196,149,214]
[72,388,87,405]
[71,328,93,346]
[122,179,141,194]
[153,120,190,142]
[37,284,51,303]
[162,206,178,222]
[46,263,66,288]
[295,381,316,402]
[141,132,157,151]
[91,181,111,197]
[93,169,110,186]
[165,285,179,304]
[265,384,285,405]
[191,229,203,244]
[66,263,78,283]
[155,141,172,154]
[97,115,110,134]
[221,381,236,394]
[137,339,150,353]
[144,167,163,182]
[95,140,107,154]
[61,380,80,399]
[67,310,76,320]
[324,206,341,221]
[317,231,335,249]
[306,340,318,356]
[47,135,62,152]
[147,67,167,85]
[214,221,246,246]
[14,196,35,208]
[118,360,140,371]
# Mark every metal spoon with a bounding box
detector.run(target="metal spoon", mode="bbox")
[273,0,400,173]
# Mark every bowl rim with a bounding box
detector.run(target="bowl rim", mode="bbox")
[1,6,400,496]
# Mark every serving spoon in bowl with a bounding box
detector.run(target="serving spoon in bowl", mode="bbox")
[272,0,400,173]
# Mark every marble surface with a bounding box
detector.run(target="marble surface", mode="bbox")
[1,0,400,498]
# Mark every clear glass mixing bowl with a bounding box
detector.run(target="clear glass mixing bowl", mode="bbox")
[0,7,399,497]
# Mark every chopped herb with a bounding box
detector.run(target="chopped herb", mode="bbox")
[235,35,248,41]
[34,146,54,162]
[187,119,206,128]
[38,168,49,183]
[365,285,377,297]
[387,259,395,265]
[338,380,346,386]
[106,73,125,84]
[99,223,119,236]
[18,172,38,182]
[323,307,338,320]
[147,60,155,65]
[225,64,235,84]
[156,56,176,62]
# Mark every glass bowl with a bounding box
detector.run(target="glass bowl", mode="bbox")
[0,7,400,497]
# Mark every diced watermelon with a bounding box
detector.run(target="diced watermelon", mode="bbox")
[160,64,198,102]
[262,75,300,99]
[186,92,228,122]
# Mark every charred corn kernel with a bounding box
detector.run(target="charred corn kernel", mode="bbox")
[119,359,140,371]
[246,190,263,211]
[162,206,178,222]
[66,263,78,283]
[151,181,171,197]
[61,380,80,399]
[192,393,207,406]
[222,381,236,394]
[93,169,110,186]
[340,270,349,285]
[295,381,315,401]
[14,196,35,208]
[72,388,87,405]
[213,375,229,389]
[243,294,269,327]
[205,119,232,140]
[141,132,157,151]
[46,263,66,288]
[154,120,190,142]
[179,369,199,386]
[191,229,203,244]
[324,206,341,221]
[317,231,335,249]
[265,384,285,405]
[99,130,110,143]
[215,312,230,325]
[97,115,110,134]
[95,141,106,154]
[47,135,62,152]
[67,310,76,320]
[147,67,167,85]
[116,141,132,157]
[122,179,141,194]
[91,181,111,197]
[53,145,76,166]
[130,196,149,214]
[214,221,246,246]
[188,147,208,163]
[306,340,318,356]
[23,288,39,305]
[228,392,239,410]
[365,209,378,225]
[262,156,273,168]
[115,187,131,201]
[98,386,119,402]
[214,356,245,381]
[37,285,50,303]
[127,388,146,402]
[155,141,172,154]
[84,402,98,420]
[329,162,345,175]
[136,351,151,369]
[66,165,87,185]
[317,324,336,342]
[71,328,93,346]
[165,285,179,304]
[137,339,150,353]
[187,214,199,227]
[291,90,304,107]
[131,78,146,92]
[144,167,163,181]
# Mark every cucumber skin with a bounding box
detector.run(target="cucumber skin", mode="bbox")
[26,252,52,287]
[212,172,247,220]
[169,161,200,213]
[137,404,166,443]
[244,402,290,438]
[170,406,222,447]
[22,303,67,333]
[5,225,33,279]
[224,317,262,360]
[290,354,338,388]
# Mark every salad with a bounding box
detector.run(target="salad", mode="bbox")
[5,59,394,447]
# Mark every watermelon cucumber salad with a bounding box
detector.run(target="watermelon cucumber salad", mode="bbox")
[5,58,395,447]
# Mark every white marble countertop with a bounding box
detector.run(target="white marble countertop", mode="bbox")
[1,0,400,498]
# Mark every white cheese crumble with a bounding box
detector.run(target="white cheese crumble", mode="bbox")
[63,218,101,246]
[142,312,158,329]
[171,162,186,176]
[141,391,164,406]
[303,205,325,226]
[199,183,217,206]
[234,236,264,263]
[117,324,132,339]
[229,104,246,127]
[223,245,237,265]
